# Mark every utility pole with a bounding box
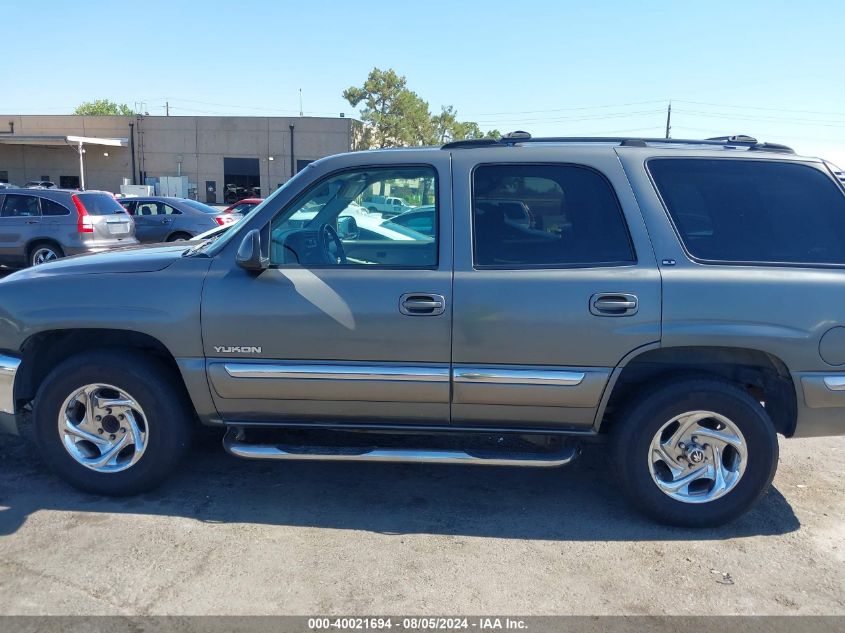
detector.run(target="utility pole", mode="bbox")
[665,101,672,139]
[166,101,170,116]
[299,89,303,117]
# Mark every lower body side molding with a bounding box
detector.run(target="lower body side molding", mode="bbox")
[223,428,579,468]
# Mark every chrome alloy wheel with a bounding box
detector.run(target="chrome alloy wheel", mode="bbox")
[58,384,148,473]
[648,410,747,504]
[31,247,59,266]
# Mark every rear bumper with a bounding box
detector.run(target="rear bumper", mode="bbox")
[0,354,20,435]
[794,372,845,437]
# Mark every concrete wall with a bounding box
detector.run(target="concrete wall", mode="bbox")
[0,114,355,200]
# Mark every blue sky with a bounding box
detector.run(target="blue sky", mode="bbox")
[4,0,845,164]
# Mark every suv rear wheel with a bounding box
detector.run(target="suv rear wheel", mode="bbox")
[611,377,778,527]
[32,350,192,495]
[29,242,64,266]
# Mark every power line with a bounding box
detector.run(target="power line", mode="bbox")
[474,109,666,125]
[675,99,845,118]
[463,99,668,117]
[673,108,845,128]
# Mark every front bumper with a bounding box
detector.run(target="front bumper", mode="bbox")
[0,354,20,435]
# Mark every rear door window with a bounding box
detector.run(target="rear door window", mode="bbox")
[1,194,40,217]
[649,159,845,266]
[471,163,635,268]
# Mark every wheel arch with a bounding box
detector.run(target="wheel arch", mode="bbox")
[15,329,186,409]
[166,230,193,242]
[596,345,797,437]
[26,237,63,259]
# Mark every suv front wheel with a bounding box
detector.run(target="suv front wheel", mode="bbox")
[611,377,779,527]
[32,350,192,495]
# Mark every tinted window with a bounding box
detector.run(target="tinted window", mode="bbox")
[649,159,845,265]
[472,164,634,268]
[40,198,70,216]
[76,192,125,215]
[1,194,40,217]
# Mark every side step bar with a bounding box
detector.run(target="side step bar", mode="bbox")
[223,429,579,468]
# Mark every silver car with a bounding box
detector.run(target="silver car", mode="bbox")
[0,188,137,267]
[119,197,239,243]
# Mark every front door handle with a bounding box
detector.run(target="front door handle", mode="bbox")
[400,293,446,316]
[590,293,638,316]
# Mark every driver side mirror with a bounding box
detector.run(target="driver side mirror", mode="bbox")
[336,215,359,240]
[236,228,270,271]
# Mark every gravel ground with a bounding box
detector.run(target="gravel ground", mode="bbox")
[0,431,842,615]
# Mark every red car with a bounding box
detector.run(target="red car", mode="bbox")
[223,198,263,214]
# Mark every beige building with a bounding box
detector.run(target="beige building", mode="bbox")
[0,114,362,203]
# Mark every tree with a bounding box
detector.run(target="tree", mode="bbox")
[344,68,497,148]
[73,100,136,116]
[343,69,416,148]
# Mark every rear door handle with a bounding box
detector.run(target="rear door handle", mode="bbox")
[400,293,446,316]
[590,293,638,316]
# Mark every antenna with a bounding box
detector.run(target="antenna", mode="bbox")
[665,100,672,139]
[299,89,303,117]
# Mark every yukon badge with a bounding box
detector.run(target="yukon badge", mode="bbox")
[214,346,262,354]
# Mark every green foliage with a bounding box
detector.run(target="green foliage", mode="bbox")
[73,100,136,116]
[344,68,498,148]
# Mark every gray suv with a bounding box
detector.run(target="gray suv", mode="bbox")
[1,134,844,527]
[0,188,137,267]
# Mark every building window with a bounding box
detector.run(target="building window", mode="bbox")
[0,171,8,183]
[60,176,80,189]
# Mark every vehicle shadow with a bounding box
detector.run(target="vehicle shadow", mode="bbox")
[0,432,799,540]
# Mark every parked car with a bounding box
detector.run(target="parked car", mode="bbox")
[223,198,263,214]
[0,188,136,267]
[0,183,20,190]
[119,196,240,243]
[23,180,57,189]
[390,205,436,236]
[363,195,415,217]
[3,134,845,528]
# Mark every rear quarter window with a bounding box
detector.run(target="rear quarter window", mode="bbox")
[649,159,845,266]
[40,198,70,216]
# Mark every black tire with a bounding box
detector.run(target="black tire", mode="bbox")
[166,232,192,242]
[32,350,192,495]
[610,377,778,527]
[29,241,64,267]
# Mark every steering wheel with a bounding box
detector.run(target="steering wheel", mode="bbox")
[319,223,347,265]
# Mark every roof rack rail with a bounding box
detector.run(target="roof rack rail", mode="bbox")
[442,134,795,154]
[441,138,498,149]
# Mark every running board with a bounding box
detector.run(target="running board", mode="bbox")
[223,429,579,468]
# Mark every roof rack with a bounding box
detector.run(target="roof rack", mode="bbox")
[441,133,795,154]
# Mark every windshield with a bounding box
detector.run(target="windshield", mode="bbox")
[192,171,306,257]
